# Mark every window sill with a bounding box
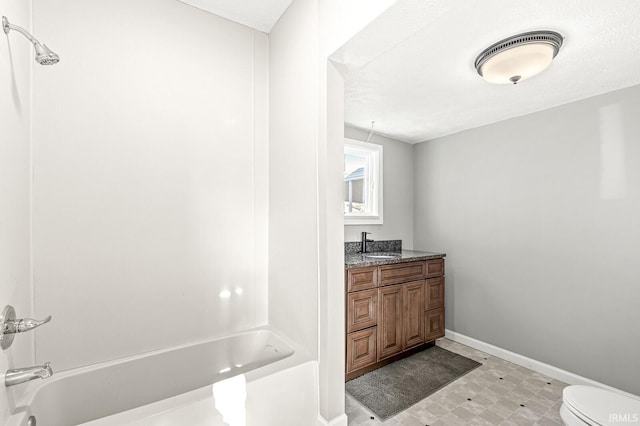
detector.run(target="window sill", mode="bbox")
[344,215,383,226]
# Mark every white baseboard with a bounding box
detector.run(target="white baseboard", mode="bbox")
[444,329,639,400]
[317,413,348,426]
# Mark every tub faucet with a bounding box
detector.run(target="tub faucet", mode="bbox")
[361,232,374,253]
[1,305,52,350]
[5,362,53,387]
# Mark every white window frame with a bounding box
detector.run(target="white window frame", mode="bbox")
[344,138,383,225]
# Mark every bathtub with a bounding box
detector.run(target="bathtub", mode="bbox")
[7,327,318,426]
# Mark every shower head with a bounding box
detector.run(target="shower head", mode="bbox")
[34,43,60,65]
[2,16,60,65]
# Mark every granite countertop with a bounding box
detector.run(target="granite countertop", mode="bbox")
[345,249,446,269]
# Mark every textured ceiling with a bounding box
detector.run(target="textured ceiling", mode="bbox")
[177,0,293,33]
[333,0,640,143]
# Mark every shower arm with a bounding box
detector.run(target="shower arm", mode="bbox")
[2,16,59,66]
[2,17,42,47]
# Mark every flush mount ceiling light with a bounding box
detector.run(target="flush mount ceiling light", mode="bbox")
[474,30,563,85]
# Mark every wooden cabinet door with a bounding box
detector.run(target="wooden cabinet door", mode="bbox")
[346,327,377,374]
[346,289,377,333]
[425,277,445,311]
[377,284,403,361]
[425,308,445,342]
[403,280,424,350]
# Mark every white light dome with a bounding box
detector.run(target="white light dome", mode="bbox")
[475,31,563,85]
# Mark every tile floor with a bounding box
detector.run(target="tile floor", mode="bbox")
[346,338,567,425]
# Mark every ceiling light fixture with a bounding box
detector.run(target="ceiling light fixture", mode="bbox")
[474,30,563,85]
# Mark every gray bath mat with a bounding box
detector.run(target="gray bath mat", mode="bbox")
[346,345,481,420]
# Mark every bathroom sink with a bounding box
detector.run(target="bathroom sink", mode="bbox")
[364,253,401,260]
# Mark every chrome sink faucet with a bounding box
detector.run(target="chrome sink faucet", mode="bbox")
[5,362,53,387]
[361,232,374,253]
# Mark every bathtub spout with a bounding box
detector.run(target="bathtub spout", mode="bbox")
[5,362,53,387]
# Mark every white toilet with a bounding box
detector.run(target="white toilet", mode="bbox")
[561,385,640,425]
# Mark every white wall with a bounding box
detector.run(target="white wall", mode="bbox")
[0,0,34,420]
[318,2,398,423]
[32,0,269,372]
[344,126,414,247]
[317,62,347,424]
[268,0,319,358]
[414,84,640,395]
[268,1,397,423]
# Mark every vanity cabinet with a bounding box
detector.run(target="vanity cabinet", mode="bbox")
[346,258,445,380]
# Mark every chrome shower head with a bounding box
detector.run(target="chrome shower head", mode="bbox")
[2,16,60,66]
[34,43,60,65]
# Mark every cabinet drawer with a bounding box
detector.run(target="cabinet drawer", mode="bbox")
[425,277,445,311]
[346,327,377,374]
[425,307,445,342]
[425,258,445,278]
[347,289,377,333]
[346,266,378,292]
[378,261,426,286]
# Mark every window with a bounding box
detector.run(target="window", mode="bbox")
[344,138,383,225]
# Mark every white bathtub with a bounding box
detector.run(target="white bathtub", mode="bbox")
[7,327,318,426]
